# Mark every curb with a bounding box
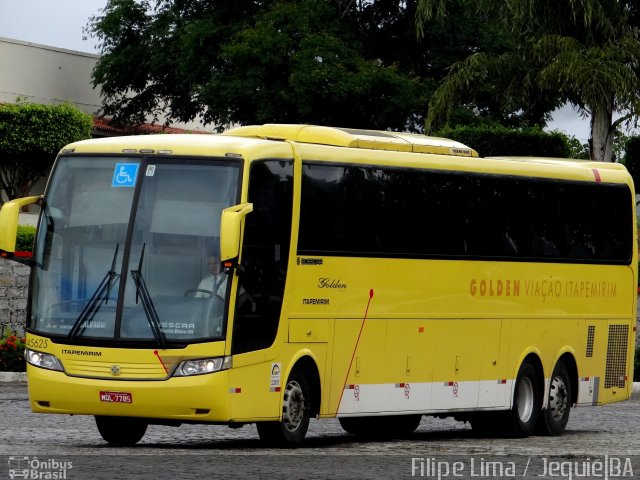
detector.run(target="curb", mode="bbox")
[1,373,639,392]
[0,372,26,382]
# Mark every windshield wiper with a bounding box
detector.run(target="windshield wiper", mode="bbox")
[130,243,167,348]
[67,244,119,340]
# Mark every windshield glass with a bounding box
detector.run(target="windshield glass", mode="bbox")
[30,156,241,345]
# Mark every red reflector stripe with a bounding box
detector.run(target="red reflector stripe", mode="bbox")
[229,387,241,394]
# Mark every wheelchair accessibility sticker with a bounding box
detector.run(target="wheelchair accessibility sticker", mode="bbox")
[112,163,139,187]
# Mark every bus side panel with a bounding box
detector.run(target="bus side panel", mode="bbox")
[384,319,434,412]
[227,350,281,421]
[429,319,507,411]
[331,319,387,415]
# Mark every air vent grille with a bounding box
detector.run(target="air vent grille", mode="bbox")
[604,324,629,389]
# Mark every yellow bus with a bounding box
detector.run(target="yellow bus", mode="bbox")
[0,124,636,447]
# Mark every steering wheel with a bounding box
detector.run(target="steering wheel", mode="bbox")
[184,288,213,298]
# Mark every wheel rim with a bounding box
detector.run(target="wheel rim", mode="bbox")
[516,377,535,423]
[282,380,305,432]
[548,375,569,422]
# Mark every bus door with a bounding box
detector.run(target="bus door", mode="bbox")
[227,160,294,420]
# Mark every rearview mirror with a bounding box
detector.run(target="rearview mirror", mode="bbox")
[0,196,41,257]
[219,203,253,268]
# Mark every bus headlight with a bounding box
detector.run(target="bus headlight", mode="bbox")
[173,356,232,377]
[25,349,63,372]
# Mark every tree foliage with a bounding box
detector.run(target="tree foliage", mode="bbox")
[436,125,570,158]
[416,0,640,162]
[88,0,424,130]
[0,102,93,202]
[622,136,640,191]
[87,0,533,132]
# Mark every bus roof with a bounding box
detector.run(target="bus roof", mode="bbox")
[224,124,479,157]
[487,156,629,171]
[59,126,632,187]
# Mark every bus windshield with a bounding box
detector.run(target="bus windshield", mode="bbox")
[30,156,241,345]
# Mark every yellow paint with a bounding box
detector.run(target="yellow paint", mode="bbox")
[17,124,638,426]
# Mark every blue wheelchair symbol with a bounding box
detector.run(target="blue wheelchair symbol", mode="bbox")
[112,163,139,187]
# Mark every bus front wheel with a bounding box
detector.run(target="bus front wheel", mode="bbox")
[256,370,311,447]
[95,416,147,446]
[536,361,571,436]
[505,361,541,437]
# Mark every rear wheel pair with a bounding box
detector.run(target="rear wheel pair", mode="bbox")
[471,360,571,437]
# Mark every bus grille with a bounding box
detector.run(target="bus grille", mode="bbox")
[604,324,629,389]
[63,359,168,379]
[585,325,595,357]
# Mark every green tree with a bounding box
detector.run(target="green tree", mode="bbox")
[416,0,640,162]
[87,0,525,132]
[0,102,93,203]
[88,0,428,131]
[204,0,425,129]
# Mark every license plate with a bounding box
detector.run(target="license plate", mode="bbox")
[99,391,133,403]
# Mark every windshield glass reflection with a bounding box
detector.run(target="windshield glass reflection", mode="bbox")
[31,157,240,345]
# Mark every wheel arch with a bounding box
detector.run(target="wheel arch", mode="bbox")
[555,351,578,406]
[286,352,322,418]
[514,351,545,406]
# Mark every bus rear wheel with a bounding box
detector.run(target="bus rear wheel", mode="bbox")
[503,361,541,437]
[95,416,148,446]
[536,361,571,436]
[256,370,311,447]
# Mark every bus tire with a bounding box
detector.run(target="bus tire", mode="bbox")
[505,361,541,437]
[536,361,571,436]
[95,416,147,446]
[256,370,311,447]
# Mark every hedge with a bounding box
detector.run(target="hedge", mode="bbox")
[0,102,92,154]
[436,125,571,158]
[623,136,640,190]
[16,225,36,252]
[0,102,92,202]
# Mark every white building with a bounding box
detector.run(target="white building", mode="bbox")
[0,36,101,115]
[0,36,210,222]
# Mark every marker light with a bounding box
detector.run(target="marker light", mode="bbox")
[173,356,232,377]
[25,349,63,372]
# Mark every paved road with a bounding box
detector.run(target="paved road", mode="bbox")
[1,383,639,479]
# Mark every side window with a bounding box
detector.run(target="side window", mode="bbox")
[299,162,632,264]
[232,160,293,355]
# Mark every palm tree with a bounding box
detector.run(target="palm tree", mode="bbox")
[417,0,640,161]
